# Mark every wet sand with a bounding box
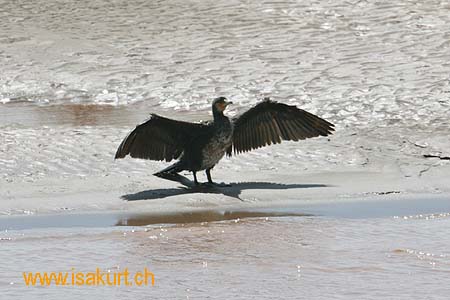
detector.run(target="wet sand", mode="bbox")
[1,193,450,231]
[2,212,450,300]
[3,105,449,300]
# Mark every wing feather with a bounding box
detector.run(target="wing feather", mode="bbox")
[231,99,334,155]
[115,114,209,161]
[271,118,282,144]
[261,117,271,145]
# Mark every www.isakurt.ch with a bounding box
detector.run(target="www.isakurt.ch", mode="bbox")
[23,268,155,286]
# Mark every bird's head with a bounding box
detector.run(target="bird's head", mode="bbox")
[212,97,233,114]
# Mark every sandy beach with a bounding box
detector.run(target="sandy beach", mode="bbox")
[2,103,449,218]
[1,0,450,299]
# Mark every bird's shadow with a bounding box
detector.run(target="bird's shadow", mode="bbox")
[122,173,329,201]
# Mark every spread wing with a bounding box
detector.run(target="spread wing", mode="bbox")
[228,99,334,155]
[115,114,209,162]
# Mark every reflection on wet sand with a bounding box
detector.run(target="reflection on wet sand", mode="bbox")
[0,209,311,230]
[50,104,117,126]
[0,103,127,127]
[0,102,207,127]
[116,210,311,226]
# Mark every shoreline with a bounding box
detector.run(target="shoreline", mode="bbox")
[2,189,449,230]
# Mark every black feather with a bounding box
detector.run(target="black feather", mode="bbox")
[230,100,334,155]
[115,114,209,161]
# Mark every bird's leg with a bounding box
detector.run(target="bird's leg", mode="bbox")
[205,168,231,187]
[193,171,199,185]
[206,168,213,184]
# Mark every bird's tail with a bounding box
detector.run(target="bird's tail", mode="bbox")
[153,161,184,177]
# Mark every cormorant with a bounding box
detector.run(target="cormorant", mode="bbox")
[115,97,334,185]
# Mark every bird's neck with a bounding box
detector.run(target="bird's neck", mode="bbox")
[213,111,227,122]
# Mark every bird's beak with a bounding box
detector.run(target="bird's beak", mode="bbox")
[225,101,233,106]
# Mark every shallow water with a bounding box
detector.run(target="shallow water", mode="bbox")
[1,0,450,129]
[2,213,450,299]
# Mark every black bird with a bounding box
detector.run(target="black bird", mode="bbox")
[115,97,334,185]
